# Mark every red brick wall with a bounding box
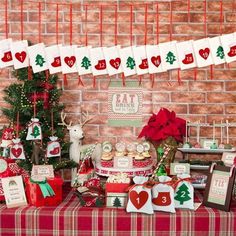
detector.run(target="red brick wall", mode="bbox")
[0,0,236,146]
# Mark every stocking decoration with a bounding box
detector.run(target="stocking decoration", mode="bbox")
[75,46,92,75]
[26,118,42,141]
[133,46,149,75]
[10,40,29,69]
[90,47,107,76]
[27,43,48,73]
[46,136,61,158]
[10,138,25,160]
[45,44,62,74]
[0,38,13,68]
[220,33,236,63]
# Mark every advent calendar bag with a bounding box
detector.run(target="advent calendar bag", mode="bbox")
[152,176,175,213]
[126,176,153,214]
[46,136,61,158]
[10,138,25,160]
[26,118,42,141]
[174,174,194,210]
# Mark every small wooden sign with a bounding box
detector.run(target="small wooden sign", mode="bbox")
[31,165,54,178]
[170,163,190,175]
[203,164,236,211]
[2,176,27,208]
[113,156,133,169]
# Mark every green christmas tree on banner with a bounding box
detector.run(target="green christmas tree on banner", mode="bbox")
[174,183,191,205]
[81,56,91,70]
[31,126,40,138]
[216,46,225,59]
[166,51,176,65]
[126,57,135,69]
[113,197,122,207]
[35,54,46,67]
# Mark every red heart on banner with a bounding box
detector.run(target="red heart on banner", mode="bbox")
[151,56,161,67]
[11,147,22,158]
[130,190,148,209]
[64,56,76,68]
[15,51,27,63]
[199,48,210,60]
[109,58,121,69]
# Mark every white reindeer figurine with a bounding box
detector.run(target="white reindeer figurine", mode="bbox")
[59,111,102,164]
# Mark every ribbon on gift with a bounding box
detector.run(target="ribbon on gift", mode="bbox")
[30,177,55,198]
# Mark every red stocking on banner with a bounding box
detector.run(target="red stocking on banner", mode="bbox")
[0,38,13,68]
[220,33,236,63]
[45,44,62,74]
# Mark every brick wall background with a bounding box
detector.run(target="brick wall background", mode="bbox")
[0,0,236,146]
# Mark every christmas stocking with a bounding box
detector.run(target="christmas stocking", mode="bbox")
[126,176,153,214]
[10,40,29,69]
[133,46,149,75]
[75,46,92,75]
[0,38,13,68]
[10,138,25,160]
[27,43,48,73]
[220,33,236,63]
[90,47,107,76]
[26,118,42,141]
[152,176,176,213]
[46,136,61,158]
[45,44,62,74]
[174,174,194,209]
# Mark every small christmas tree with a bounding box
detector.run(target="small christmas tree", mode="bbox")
[113,197,122,207]
[1,65,76,171]
[216,46,225,59]
[166,51,176,65]
[81,56,91,70]
[174,183,191,205]
[126,56,136,69]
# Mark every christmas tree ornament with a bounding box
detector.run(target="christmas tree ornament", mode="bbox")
[220,33,236,63]
[0,38,13,68]
[133,46,149,75]
[103,45,122,76]
[10,138,25,160]
[176,40,196,70]
[26,118,42,141]
[27,43,48,73]
[45,44,62,74]
[75,46,92,75]
[10,40,29,69]
[90,47,107,76]
[119,46,136,77]
[159,41,180,70]
[46,136,61,158]
[209,36,226,65]
[193,38,213,67]
[59,45,77,74]
[146,45,166,74]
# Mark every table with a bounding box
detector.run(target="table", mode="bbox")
[0,184,236,236]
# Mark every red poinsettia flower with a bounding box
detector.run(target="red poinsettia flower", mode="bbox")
[138,108,186,143]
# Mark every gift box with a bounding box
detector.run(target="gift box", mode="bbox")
[25,176,63,207]
[106,192,127,208]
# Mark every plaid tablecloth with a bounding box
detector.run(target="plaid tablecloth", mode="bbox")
[0,184,235,236]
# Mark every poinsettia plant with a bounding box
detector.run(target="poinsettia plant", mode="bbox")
[138,108,186,143]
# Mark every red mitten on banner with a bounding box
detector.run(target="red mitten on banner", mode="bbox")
[0,38,13,68]
[11,40,29,69]
[126,176,153,214]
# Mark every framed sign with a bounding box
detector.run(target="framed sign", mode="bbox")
[113,156,133,169]
[222,152,236,166]
[108,81,143,127]
[203,164,236,211]
[2,176,27,208]
[170,163,190,175]
[31,165,54,178]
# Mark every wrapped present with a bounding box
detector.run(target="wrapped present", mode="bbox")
[25,176,63,207]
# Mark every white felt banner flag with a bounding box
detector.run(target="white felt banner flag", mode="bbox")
[193,38,213,67]
[60,45,77,74]
[0,38,13,68]
[75,46,92,75]
[45,44,62,74]
[119,46,136,77]
[133,46,149,75]
[209,36,226,65]
[220,33,236,63]
[146,45,166,74]
[103,46,122,76]
[27,43,48,73]
[90,47,107,76]
[176,40,196,70]
[11,40,29,69]
[159,41,180,70]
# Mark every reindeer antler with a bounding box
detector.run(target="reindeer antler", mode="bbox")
[58,111,72,128]
[80,110,93,127]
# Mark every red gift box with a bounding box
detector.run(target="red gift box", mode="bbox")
[25,176,63,207]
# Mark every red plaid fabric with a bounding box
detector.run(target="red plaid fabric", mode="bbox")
[0,185,235,235]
